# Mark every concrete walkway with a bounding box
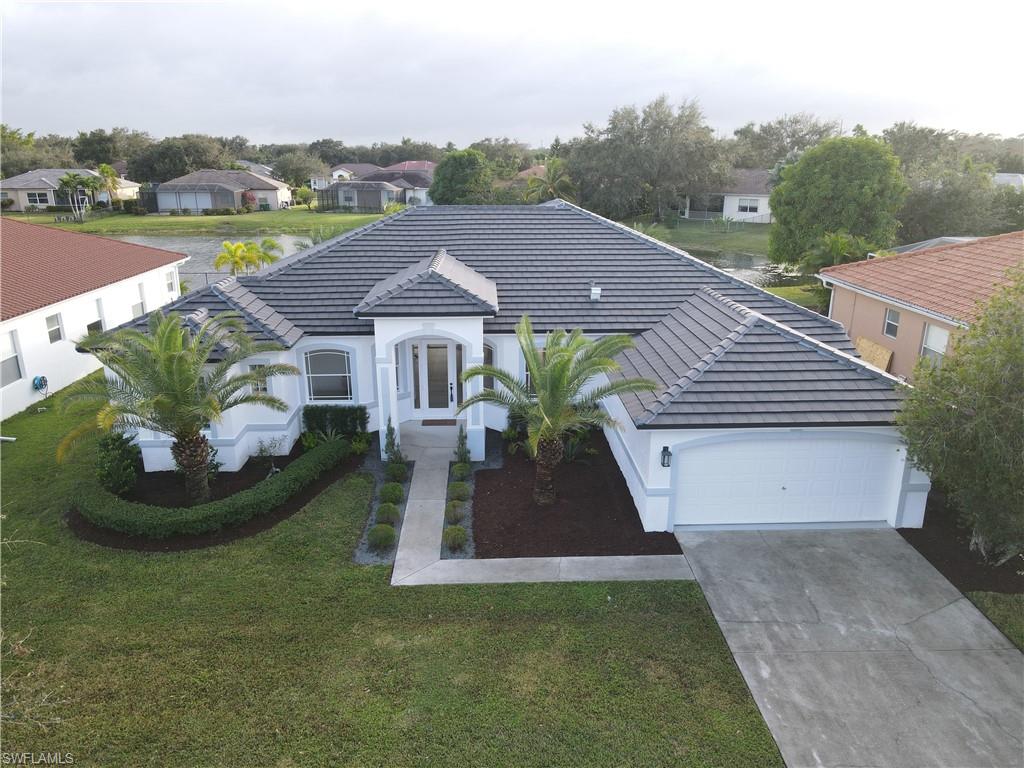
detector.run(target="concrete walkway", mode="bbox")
[679,529,1023,768]
[391,422,694,586]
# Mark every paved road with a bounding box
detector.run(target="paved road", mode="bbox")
[678,529,1023,768]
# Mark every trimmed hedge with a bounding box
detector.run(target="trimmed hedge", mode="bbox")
[74,439,351,538]
[379,482,404,504]
[302,405,368,437]
[450,462,471,481]
[376,502,400,524]
[384,462,408,482]
[368,523,396,550]
[443,525,468,551]
[447,482,470,502]
[444,501,464,524]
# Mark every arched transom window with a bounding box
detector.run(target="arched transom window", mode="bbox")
[305,350,353,401]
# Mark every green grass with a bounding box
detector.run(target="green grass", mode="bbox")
[968,592,1024,650]
[629,218,771,257]
[764,284,830,314]
[1,388,781,767]
[2,208,381,236]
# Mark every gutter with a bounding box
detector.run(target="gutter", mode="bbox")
[816,273,968,329]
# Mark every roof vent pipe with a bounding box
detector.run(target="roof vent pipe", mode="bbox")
[590,281,602,302]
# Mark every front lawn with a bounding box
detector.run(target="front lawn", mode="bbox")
[1,390,781,767]
[968,592,1024,650]
[764,284,830,313]
[2,208,381,236]
[634,218,771,256]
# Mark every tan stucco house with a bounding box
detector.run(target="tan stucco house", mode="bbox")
[818,231,1022,379]
[0,168,140,211]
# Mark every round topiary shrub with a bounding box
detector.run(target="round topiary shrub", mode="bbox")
[385,462,408,482]
[380,482,404,503]
[450,462,471,481]
[367,523,396,550]
[376,502,400,524]
[447,482,470,502]
[444,500,464,524]
[443,525,468,551]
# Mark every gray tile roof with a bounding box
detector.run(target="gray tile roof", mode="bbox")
[325,180,402,192]
[354,248,499,317]
[715,168,772,196]
[615,288,904,428]
[211,277,304,347]
[0,168,101,189]
[157,169,290,191]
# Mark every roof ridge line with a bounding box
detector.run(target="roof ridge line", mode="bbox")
[210,276,300,347]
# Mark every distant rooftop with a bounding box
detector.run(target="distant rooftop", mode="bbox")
[158,169,290,191]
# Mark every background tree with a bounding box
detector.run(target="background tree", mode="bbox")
[798,230,873,274]
[97,163,120,205]
[308,138,352,166]
[214,239,281,275]
[429,149,493,204]
[468,137,533,178]
[73,127,153,168]
[458,316,656,505]
[58,313,299,504]
[730,113,840,168]
[897,270,1024,563]
[1,126,74,177]
[525,158,576,203]
[271,151,327,188]
[57,172,101,222]
[293,186,315,209]
[128,134,233,183]
[898,159,1002,242]
[768,137,906,264]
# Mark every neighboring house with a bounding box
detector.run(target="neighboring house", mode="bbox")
[0,220,187,420]
[0,168,140,211]
[494,165,545,191]
[317,181,401,212]
[360,169,434,206]
[818,231,1022,379]
[683,169,773,222]
[155,170,292,212]
[235,160,276,177]
[309,163,383,191]
[382,160,437,174]
[993,172,1024,191]
[869,236,978,258]
[116,201,929,533]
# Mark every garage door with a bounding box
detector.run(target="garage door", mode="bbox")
[675,435,902,526]
[156,191,212,211]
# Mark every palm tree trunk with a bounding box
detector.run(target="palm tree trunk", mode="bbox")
[533,436,564,506]
[171,432,212,505]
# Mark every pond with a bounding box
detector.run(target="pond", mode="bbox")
[113,235,804,290]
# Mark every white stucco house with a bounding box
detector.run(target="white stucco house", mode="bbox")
[156,170,292,212]
[114,202,929,533]
[309,163,383,191]
[683,169,773,222]
[0,219,187,420]
[0,168,140,212]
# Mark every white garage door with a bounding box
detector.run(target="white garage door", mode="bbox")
[675,435,902,526]
[157,191,212,211]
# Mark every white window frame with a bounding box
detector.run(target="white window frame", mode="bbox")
[27,191,49,205]
[738,197,759,213]
[86,298,105,335]
[303,349,354,402]
[166,271,176,295]
[45,313,64,344]
[921,323,950,363]
[483,343,495,391]
[883,308,900,339]
[131,283,146,319]
[1,330,23,388]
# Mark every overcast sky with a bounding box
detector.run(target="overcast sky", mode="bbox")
[2,1,1021,147]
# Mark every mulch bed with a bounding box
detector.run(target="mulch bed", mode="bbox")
[66,452,363,553]
[471,431,681,558]
[900,486,1022,594]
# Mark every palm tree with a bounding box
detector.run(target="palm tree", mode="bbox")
[214,239,283,276]
[248,238,282,269]
[58,172,102,222]
[58,312,299,505]
[97,163,120,207]
[525,158,577,203]
[458,315,656,505]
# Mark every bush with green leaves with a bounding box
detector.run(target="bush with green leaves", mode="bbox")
[380,482,404,504]
[376,502,400,524]
[96,432,141,495]
[447,482,470,502]
[350,432,371,455]
[450,462,471,481]
[301,405,368,437]
[74,438,351,538]
[383,417,405,464]
[444,501,464,524]
[385,462,408,482]
[442,525,468,551]
[454,424,471,463]
[367,523,396,550]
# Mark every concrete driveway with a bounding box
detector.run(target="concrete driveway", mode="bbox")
[678,529,1023,768]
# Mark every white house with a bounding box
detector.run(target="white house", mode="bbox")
[683,168,773,222]
[0,219,187,420]
[156,170,292,212]
[116,202,929,533]
[0,168,140,212]
[309,163,383,191]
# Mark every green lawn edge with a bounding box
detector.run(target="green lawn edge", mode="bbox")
[968,592,1024,650]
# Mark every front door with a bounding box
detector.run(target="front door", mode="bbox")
[410,340,464,417]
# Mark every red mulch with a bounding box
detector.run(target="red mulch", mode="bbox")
[472,432,682,558]
[124,442,306,508]
[900,487,1023,594]
[65,453,363,553]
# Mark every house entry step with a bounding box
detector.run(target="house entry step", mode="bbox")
[421,419,457,426]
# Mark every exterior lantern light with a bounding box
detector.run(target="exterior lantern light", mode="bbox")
[661,446,672,468]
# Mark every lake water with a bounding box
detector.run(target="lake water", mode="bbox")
[113,234,801,289]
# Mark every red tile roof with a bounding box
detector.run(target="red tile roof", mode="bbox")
[820,231,1023,324]
[382,160,437,173]
[0,219,186,321]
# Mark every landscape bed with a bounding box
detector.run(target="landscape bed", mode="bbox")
[471,431,682,558]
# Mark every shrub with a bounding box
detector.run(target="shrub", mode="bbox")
[1,198,13,209]
[367,523,396,550]
[24,205,39,213]
[169,209,180,216]
[302,404,368,437]
[385,462,408,482]
[444,501,464,524]
[447,482,470,502]
[380,482,404,503]
[443,525,468,551]
[74,438,351,538]
[181,208,191,216]
[111,199,123,211]
[383,417,405,464]
[94,199,109,209]
[350,431,371,455]
[454,424,471,463]
[96,432,141,495]
[122,199,139,214]
[300,431,320,451]
[376,502,400,524]
[450,462,471,481]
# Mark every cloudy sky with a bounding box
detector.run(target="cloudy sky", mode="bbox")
[2,0,1021,147]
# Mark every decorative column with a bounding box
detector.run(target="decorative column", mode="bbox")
[465,352,485,461]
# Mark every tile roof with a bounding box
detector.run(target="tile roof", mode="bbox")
[820,231,1023,324]
[716,168,771,196]
[359,169,434,188]
[331,163,383,178]
[0,168,103,190]
[0,219,186,321]
[157,169,290,191]
[354,249,498,317]
[615,288,905,428]
[325,180,402,192]
[382,160,437,173]
[210,277,303,346]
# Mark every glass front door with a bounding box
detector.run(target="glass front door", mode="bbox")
[410,340,464,416]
